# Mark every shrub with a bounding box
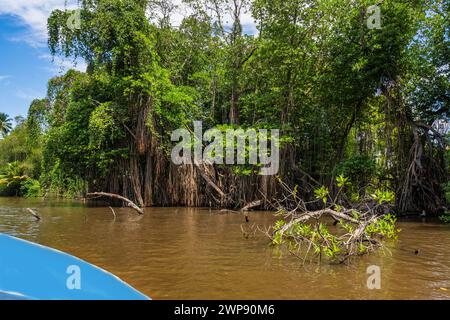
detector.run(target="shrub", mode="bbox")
[20,178,43,198]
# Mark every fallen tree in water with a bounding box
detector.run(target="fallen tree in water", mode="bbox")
[86,192,144,215]
[266,176,399,264]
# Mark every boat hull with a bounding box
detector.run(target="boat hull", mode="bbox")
[0,234,150,300]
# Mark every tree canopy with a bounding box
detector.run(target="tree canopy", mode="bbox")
[0,0,448,214]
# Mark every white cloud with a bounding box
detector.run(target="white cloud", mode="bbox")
[0,0,78,47]
[0,0,257,48]
[39,54,87,75]
[0,75,11,81]
[15,88,42,101]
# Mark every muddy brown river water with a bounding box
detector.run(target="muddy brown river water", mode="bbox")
[0,197,449,299]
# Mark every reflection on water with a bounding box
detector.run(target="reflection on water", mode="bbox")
[0,197,449,299]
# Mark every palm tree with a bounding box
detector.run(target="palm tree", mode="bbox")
[0,112,13,137]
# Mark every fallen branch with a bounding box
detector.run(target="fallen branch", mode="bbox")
[268,178,398,263]
[26,208,41,221]
[86,192,144,215]
[240,199,262,223]
[183,124,228,201]
[194,161,227,199]
[278,209,359,235]
[241,200,262,212]
[109,206,117,220]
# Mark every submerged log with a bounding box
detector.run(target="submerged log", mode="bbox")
[26,208,41,221]
[87,192,144,215]
[240,200,263,223]
[241,200,262,212]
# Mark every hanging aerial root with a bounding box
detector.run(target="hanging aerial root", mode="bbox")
[398,121,447,213]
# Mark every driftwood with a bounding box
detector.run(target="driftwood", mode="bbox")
[108,206,117,220]
[240,200,263,223]
[26,208,41,221]
[86,192,144,215]
[194,161,227,199]
[217,200,262,222]
[241,200,262,212]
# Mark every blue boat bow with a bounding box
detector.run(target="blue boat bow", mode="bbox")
[0,234,150,300]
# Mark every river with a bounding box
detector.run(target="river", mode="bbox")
[0,197,449,299]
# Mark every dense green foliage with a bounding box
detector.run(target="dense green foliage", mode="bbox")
[0,107,44,197]
[0,0,448,214]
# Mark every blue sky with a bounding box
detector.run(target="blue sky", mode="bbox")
[0,0,84,121]
[0,0,256,122]
[0,15,65,120]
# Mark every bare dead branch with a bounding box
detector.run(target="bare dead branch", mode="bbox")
[108,206,117,220]
[241,199,262,211]
[26,208,41,221]
[87,192,144,214]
